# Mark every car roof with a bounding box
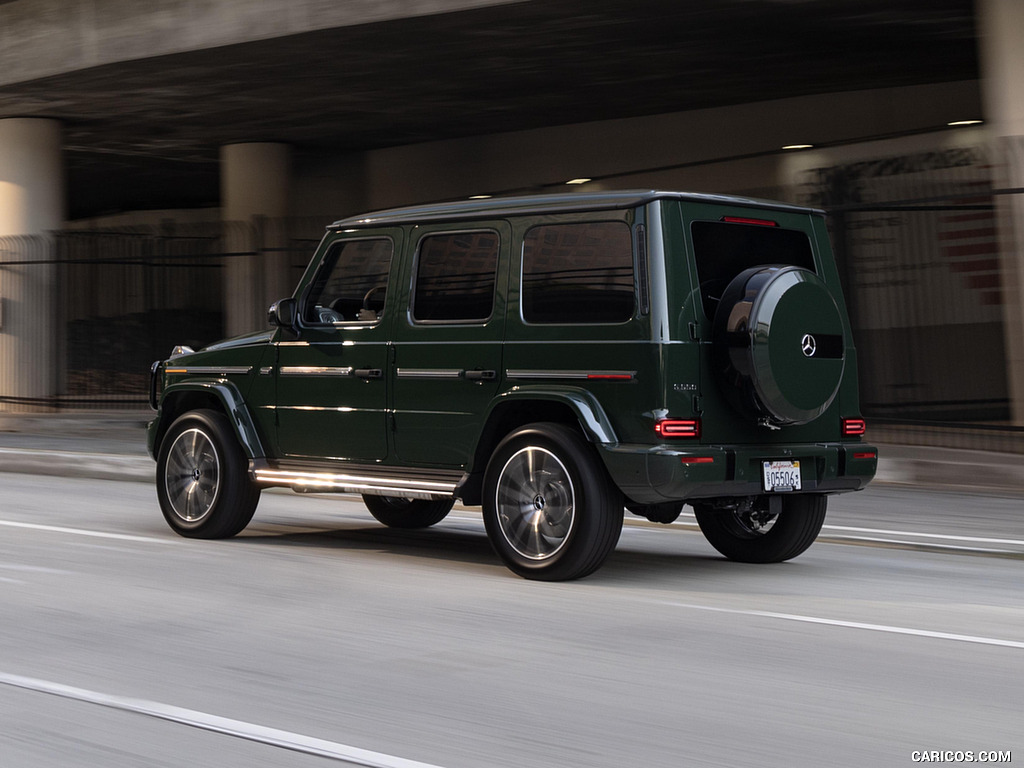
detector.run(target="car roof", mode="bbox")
[328,190,824,229]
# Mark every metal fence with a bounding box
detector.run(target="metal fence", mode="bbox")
[0,217,325,410]
[797,145,1024,452]
[2,183,1024,451]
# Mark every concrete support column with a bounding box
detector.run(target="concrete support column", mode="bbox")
[221,142,292,336]
[0,118,64,411]
[979,0,1024,425]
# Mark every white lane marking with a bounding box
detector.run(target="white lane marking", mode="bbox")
[662,602,1024,650]
[822,524,1024,546]
[675,512,1024,548]
[0,563,75,574]
[4,514,1020,557]
[822,535,1019,555]
[0,671,447,768]
[0,520,169,544]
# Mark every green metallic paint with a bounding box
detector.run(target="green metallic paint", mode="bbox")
[155,379,265,459]
[389,221,509,468]
[488,385,619,445]
[201,329,275,352]
[150,192,875,507]
[149,333,274,460]
[752,270,846,422]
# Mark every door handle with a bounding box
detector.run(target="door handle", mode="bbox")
[464,369,497,382]
[355,368,383,379]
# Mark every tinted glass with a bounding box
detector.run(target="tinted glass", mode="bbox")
[522,222,634,324]
[304,238,393,324]
[691,220,815,319]
[412,231,499,323]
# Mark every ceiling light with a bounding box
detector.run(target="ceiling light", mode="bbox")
[469,195,492,199]
[782,144,813,150]
[948,120,983,126]
[565,178,591,185]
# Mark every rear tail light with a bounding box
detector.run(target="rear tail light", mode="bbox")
[680,456,715,464]
[853,451,877,460]
[842,418,867,437]
[655,419,701,438]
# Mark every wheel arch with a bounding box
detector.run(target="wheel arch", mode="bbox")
[153,381,265,460]
[458,387,617,506]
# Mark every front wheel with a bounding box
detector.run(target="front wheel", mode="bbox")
[693,494,826,563]
[362,495,454,529]
[156,409,260,539]
[483,423,623,581]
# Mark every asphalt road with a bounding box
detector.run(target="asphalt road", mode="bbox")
[0,475,1021,768]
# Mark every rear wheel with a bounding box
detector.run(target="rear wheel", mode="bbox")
[156,409,260,538]
[693,494,826,563]
[362,495,454,529]
[483,423,623,581]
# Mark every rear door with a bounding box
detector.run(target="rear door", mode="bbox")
[390,222,509,467]
[502,212,654,446]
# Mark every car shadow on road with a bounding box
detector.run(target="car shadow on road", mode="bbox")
[235,520,507,571]
[228,517,788,586]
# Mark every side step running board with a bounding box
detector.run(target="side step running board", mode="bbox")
[250,459,464,501]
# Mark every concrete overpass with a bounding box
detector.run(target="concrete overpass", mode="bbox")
[0,0,982,217]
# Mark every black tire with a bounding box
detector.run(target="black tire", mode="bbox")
[362,495,454,529]
[482,423,623,581]
[156,409,260,539]
[693,494,826,563]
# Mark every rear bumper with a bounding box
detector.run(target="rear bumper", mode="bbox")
[600,441,877,505]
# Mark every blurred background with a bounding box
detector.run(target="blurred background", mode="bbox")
[1,0,1022,453]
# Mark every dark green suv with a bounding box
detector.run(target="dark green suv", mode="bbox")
[148,191,876,580]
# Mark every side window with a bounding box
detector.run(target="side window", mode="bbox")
[522,221,635,324]
[303,238,393,324]
[412,231,499,323]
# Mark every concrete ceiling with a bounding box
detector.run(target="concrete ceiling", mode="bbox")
[0,0,977,217]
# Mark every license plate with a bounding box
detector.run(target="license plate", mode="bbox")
[762,460,801,492]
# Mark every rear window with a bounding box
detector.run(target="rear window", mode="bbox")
[691,220,815,320]
[522,221,635,324]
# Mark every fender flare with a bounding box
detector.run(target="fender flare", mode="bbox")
[156,380,266,459]
[486,385,618,445]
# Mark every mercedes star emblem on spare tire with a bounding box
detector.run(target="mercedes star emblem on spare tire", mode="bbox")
[801,333,817,357]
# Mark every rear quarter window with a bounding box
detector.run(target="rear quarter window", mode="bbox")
[522,221,635,324]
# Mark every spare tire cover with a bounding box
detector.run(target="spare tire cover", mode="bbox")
[712,265,846,426]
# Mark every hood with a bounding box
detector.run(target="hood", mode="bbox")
[200,329,275,352]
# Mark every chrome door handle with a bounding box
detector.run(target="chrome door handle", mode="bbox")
[354,368,383,379]
[464,369,496,382]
